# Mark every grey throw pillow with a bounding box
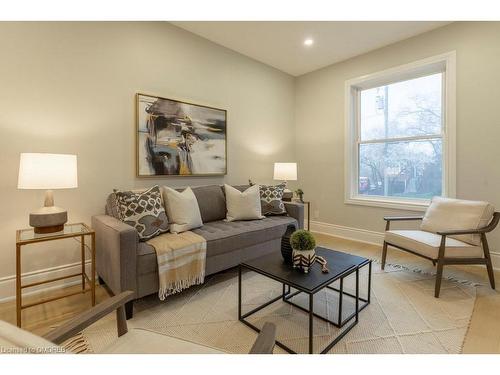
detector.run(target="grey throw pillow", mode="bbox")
[259,183,286,215]
[114,185,169,241]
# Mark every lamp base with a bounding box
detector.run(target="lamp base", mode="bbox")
[34,224,65,234]
[29,206,67,234]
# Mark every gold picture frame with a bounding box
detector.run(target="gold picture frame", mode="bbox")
[136,93,227,177]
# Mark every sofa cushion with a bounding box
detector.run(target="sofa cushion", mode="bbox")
[228,185,251,193]
[114,185,169,241]
[420,197,495,245]
[259,183,286,215]
[224,184,264,221]
[385,230,483,260]
[105,193,120,219]
[191,185,227,222]
[162,186,203,234]
[136,216,297,275]
[193,216,296,256]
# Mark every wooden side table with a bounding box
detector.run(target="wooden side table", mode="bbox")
[15,223,96,327]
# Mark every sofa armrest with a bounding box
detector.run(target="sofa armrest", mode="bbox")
[284,202,304,229]
[92,215,138,297]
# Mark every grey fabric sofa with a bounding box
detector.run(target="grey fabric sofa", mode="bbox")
[92,184,304,319]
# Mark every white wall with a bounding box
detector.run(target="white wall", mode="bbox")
[295,22,500,267]
[0,22,296,300]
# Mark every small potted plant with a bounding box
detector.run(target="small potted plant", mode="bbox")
[290,229,316,273]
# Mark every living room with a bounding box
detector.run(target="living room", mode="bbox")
[1,0,499,371]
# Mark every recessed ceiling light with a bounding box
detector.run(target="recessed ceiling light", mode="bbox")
[304,38,314,46]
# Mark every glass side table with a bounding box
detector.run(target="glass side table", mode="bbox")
[15,223,96,327]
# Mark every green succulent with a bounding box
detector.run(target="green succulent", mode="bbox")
[290,230,316,251]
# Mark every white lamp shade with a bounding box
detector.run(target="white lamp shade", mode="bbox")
[18,153,78,190]
[273,162,297,181]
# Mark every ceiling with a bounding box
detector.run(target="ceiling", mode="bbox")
[172,21,451,76]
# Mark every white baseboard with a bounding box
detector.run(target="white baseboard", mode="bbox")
[0,261,92,303]
[310,220,385,246]
[310,220,500,270]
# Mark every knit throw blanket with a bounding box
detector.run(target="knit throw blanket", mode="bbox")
[146,231,207,301]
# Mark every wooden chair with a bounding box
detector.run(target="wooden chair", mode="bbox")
[0,291,277,354]
[382,197,498,298]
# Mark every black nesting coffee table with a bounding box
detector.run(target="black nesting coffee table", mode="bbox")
[238,247,371,354]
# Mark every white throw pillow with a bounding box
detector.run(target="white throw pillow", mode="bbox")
[161,186,203,234]
[224,184,265,221]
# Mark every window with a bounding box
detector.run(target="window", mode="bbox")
[345,52,456,210]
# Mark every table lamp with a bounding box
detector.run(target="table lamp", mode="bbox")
[273,162,297,201]
[18,153,78,234]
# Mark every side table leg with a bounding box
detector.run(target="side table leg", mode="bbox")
[338,278,343,325]
[309,293,314,354]
[368,261,372,303]
[91,233,96,306]
[16,244,21,327]
[355,268,359,323]
[80,235,85,291]
[238,265,242,320]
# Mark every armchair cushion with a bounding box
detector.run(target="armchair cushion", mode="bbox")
[0,320,62,354]
[102,328,225,354]
[385,230,483,260]
[420,197,495,245]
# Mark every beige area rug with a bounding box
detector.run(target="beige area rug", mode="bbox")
[81,259,476,354]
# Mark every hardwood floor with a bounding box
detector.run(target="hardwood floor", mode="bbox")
[0,283,109,337]
[0,233,499,353]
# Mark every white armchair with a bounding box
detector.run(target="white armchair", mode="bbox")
[382,197,499,298]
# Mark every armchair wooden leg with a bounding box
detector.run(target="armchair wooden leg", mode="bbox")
[381,241,388,270]
[116,306,128,337]
[434,261,444,298]
[482,234,496,289]
[125,300,134,320]
[486,260,496,289]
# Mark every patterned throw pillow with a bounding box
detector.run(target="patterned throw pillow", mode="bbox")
[114,185,169,241]
[259,183,286,216]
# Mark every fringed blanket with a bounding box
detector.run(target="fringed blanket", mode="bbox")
[146,231,207,300]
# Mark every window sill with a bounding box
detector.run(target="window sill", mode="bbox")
[345,196,430,212]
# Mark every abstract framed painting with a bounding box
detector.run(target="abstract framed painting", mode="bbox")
[136,93,227,177]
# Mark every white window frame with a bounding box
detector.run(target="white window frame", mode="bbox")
[344,52,456,211]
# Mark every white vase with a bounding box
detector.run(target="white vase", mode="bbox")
[292,248,316,273]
